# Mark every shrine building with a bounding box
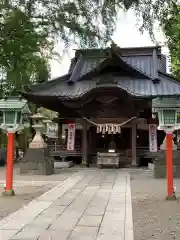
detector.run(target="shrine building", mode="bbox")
[21,44,180,168]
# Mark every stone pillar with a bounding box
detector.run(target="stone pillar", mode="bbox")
[131,120,137,166]
[82,121,88,165]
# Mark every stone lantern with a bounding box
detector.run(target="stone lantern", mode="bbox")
[29,111,47,148]
[20,109,54,175]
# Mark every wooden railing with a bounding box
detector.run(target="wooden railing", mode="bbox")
[48,144,81,152]
[48,144,159,163]
[48,144,82,161]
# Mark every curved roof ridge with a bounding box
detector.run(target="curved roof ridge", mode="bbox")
[29,73,70,92]
[116,82,144,97]
[68,54,84,83]
[60,84,144,99]
[158,71,180,84]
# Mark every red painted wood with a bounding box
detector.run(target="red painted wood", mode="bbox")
[166,133,174,197]
[6,132,15,191]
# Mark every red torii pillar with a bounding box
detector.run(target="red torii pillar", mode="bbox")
[2,131,15,196]
[165,129,176,200]
[148,118,176,199]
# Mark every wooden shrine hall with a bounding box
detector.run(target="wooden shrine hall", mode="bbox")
[21,44,180,168]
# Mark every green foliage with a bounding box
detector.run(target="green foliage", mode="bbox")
[0,0,119,49]
[161,4,180,79]
[0,8,51,97]
[132,0,178,41]
[0,0,179,97]
[0,0,139,97]
[1,0,177,49]
[39,107,58,120]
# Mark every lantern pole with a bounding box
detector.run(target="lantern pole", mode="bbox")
[0,98,31,197]
[3,130,15,196]
[165,128,176,200]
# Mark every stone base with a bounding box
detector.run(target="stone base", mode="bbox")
[148,163,154,170]
[20,148,54,175]
[131,162,138,168]
[2,189,15,196]
[166,194,176,201]
[54,161,73,168]
[154,150,180,178]
[97,152,120,168]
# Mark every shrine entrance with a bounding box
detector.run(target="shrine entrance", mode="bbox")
[87,126,132,166]
[95,128,131,151]
[20,44,180,170]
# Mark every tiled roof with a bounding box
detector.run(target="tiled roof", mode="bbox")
[123,55,153,77]
[0,98,30,113]
[23,46,180,100]
[27,72,180,99]
[69,46,166,81]
[68,54,151,83]
[152,97,180,109]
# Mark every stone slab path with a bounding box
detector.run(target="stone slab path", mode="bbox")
[0,170,134,240]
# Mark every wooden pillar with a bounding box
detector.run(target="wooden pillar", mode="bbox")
[82,121,88,165]
[57,115,63,146]
[88,127,92,153]
[131,120,137,166]
[58,121,62,145]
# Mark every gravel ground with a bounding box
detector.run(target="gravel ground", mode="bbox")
[131,169,180,240]
[0,164,77,182]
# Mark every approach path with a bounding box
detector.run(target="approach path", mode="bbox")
[0,169,134,240]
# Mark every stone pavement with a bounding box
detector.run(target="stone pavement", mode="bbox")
[0,169,134,240]
[0,166,77,222]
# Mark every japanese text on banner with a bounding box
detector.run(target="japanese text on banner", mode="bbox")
[149,124,158,152]
[67,123,76,151]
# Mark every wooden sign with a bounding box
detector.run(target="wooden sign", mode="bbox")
[67,123,76,151]
[149,124,158,152]
[46,122,58,138]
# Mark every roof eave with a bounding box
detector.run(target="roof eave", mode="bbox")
[26,73,70,92]
[158,71,180,83]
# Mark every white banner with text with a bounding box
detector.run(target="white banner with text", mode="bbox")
[149,124,158,152]
[67,123,76,151]
[47,122,58,138]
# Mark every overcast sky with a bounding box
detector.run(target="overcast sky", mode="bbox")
[50,9,168,79]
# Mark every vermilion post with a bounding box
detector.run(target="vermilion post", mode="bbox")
[166,132,174,198]
[5,132,15,195]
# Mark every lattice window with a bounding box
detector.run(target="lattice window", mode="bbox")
[5,111,15,124]
[164,110,176,124]
[0,111,3,124]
